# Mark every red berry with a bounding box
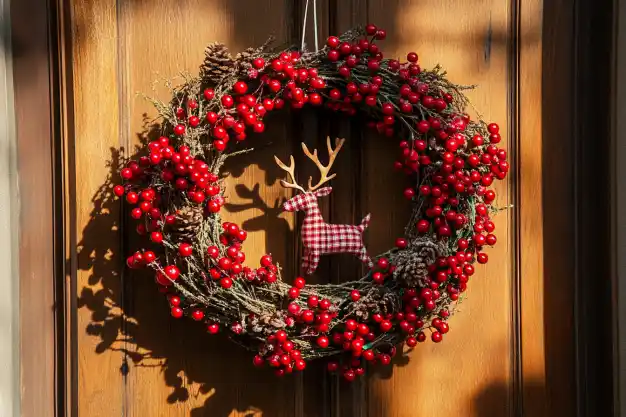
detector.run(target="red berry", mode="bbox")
[343,370,356,382]
[301,310,315,323]
[174,124,186,136]
[190,190,206,203]
[207,246,219,259]
[407,52,418,62]
[221,95,234,107]
[179,243,193,257]
[395,238,407,249]
[113,185,125,196]
[377,257,389,269]
[487,123,499,134]
[317,336,330,348]
[253,355,264,367]
[327,49,340,62]
[126,192,139,204]
[365,24,377,35]
[350,290,360,302]
[150,231,163,244]
[307,296,319,308]
[130,208,142,219]
[286,302,300,315]
[164,265,180,281]
[379,320,392,332]
[260,254,273,267]
[339,42,351,55]
[220,277,233,289]
[204,88,215,100]
[294,277,306,289]
[379,354,391,365]
[191,310,204,321]
[288,287,300,299]
[327,36,340,48]
[169,295,181,306]
[431,331,443,343]
[367,60,380,72]
[171,307,184,318]
[143,251,156,263]
[218,257,232,270]
[207,323,219,334]
[206,111,218,124]
[294,359,306,371]
[275,330,288,342]
[416,220,430,234]
[189,115,200,128]
[233,81,248,94]
[252,57,265,69]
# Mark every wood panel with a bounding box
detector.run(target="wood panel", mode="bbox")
[366,1,513,416]
[70,0,125,415]
[518,0,552,415]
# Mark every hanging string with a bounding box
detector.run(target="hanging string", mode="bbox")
[312,0,319,52]
[300,0,319,52]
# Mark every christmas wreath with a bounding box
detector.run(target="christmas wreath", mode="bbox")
[114,24,508,381]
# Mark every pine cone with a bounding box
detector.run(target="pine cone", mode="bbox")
[392,238,444,288]
[234,36,275,63]
[170,205,204,242]
[200,42,235,83]
[249,311,288,336]
[353,288,401,321]
[235,47,256,62]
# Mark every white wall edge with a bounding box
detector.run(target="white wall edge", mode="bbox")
[0,0,19,415]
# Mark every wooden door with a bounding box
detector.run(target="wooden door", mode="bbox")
[59,0,575,416]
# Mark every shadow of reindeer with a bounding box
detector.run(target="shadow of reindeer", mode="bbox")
[224,183,292,262]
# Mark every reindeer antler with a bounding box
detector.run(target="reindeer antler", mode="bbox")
[274,154,306,193]
[302,136,345,191]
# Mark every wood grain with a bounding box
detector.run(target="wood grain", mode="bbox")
[518,0,554,415]
[69,0,125,415]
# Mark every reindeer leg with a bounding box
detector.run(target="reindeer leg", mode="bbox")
[307,251,321,275]
[358,246,373,268]
[301,248,311,274]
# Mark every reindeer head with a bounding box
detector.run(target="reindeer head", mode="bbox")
[274,136,345,213]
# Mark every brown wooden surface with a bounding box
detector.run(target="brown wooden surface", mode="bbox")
[58,0,573,416]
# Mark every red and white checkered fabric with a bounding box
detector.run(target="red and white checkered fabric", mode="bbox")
[283,187,372,275]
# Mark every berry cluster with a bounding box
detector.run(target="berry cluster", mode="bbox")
[114,24,508,381]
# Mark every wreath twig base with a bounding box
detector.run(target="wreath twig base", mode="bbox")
[114,23,508,381]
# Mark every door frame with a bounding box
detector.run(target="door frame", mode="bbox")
[9,0,617,416]
[10,0,72,416]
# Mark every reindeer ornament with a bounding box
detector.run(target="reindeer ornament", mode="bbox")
[275,137,373,275]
